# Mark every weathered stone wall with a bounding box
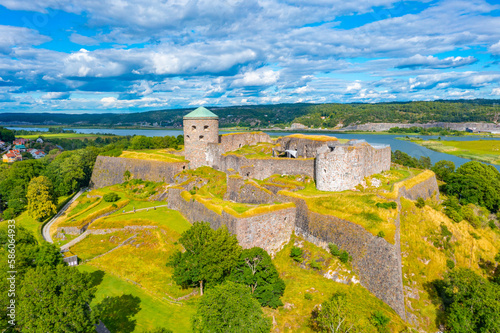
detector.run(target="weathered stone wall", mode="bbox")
[342,122,500,132]
[398,173,440,201]
[315,143,391,191]
[284,193,405,319]
[219,132,272,153]
[277,136,339,158]
[167,187,295,255]
[183,117,219,169]
[219,154,315,180]
[90,156,187,189]
[224,176,275,204]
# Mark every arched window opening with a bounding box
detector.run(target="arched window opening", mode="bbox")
[192,125,196,131]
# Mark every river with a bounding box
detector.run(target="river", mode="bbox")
[8,127,500,171]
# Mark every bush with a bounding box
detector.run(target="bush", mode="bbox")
[328,243,340,256]
[377,231,385,238]
[103,193,120,202]
[371,311,390,332]
[376,202,397,209]
[339,251,350,263]
[489,220,498,230]
[310,260,322,270]
[304,293,313,300]
[443,196,463,222]
[446,259,455,270]
[415,197,425,208]
[290,246,303,262]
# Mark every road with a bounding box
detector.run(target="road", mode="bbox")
[42,188,86,243]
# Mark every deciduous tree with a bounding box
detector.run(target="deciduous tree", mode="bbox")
[27,175,57,221]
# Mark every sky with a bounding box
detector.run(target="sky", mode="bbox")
[0,0,500,113]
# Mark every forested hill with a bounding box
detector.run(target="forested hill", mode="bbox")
[1,99,499,128]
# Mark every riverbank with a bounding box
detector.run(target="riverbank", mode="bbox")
[407,138,500,165]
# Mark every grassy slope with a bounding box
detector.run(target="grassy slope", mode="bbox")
[412,139,500,165]
[78,264,196,333]
[400,197,500,332]
[119,149,186,162]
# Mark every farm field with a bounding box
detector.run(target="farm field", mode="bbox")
[411,139,500,165]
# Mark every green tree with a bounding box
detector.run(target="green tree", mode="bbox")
[27,176,57,221]
[437,268,500,332]
[192,281,271,333]
[311,293,360,333]
[17,265,98,333]
[445,161,500,212]
[168,222,241,295]
[432,160,455,182]
[230,247,285,308]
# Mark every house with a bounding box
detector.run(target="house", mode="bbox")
[36,138,44,144]
[2,152,21,163]
[14,144,26,152]
[32,150,46,159]
[13,138,28,146]
[63,255,78,267]
[0,141,5,148]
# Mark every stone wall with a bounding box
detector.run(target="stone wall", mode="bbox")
[224,176,275,204]
[342,122,500,132]
[90,156,187,189]
[167,187,295,255]
[277,136,339,158]
[398,173,440,201]
[219,154,315,180]
[219,132,272,153]
[315,143,391,191]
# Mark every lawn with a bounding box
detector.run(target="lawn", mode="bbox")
[411,139,500,165]
[78,264,196,333]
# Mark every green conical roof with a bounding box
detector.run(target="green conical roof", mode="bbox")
[184,106,218,119]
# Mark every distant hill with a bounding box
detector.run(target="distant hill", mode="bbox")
[1,99,499,128]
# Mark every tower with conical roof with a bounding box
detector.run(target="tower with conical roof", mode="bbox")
[183,106,219,168]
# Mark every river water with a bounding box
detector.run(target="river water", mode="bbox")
[9,127,500,171]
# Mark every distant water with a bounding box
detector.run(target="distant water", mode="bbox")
[8,127,500,171]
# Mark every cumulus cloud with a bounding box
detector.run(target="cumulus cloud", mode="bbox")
[41,92,71,100]
[491,87,500,96]
[396,54,477,69]
[231,68,280,87]
[0,25,51,53]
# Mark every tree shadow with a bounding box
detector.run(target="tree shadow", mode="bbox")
[423,280,447,330]
[94,294,141,333]
[89,270,105,288]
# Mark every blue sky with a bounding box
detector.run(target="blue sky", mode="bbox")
[0,0,500,113]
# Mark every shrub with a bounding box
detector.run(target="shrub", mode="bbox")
[377,231,385,238]
[328,243,340,256]
[123,170,131,180]
[415,197,425,208]
[488,220,497,230]
[103,193,120,202]
[444,196,463,222]
[446,259,455,270]
[469,231,481,240]
[339,251,350,263]
[290,246,303,262]
[310,260,322,270]
[304,293,313,300]
[376,202,397,209]
[371,311,390,332]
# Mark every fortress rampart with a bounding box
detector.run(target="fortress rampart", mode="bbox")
[90,156,187,188]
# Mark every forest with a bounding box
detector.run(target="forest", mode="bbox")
[0,99,499,129]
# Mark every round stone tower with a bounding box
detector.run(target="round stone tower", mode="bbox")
[183,106,219,169]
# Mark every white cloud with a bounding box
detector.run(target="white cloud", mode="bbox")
[69,33,100,46]
[41,92,70,100]
[231,68,280,87]
[395,54,477,69]
[100,96,117,106]
[492,88,500,96]
[0,25,51,53]
[346,82,362,92]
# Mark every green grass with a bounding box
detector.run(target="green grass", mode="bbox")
[119,149,186,163]
[78,264,196,333]
[22,133,114,140]
[268,235,407,332]
[70,230,135,260]
[90,207,190,233]
[411,139,500,164]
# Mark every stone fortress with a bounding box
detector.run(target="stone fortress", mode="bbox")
[182,107,392,191]
[90,106,441,320]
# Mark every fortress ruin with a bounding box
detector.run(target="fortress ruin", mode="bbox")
[88,106,441,320]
